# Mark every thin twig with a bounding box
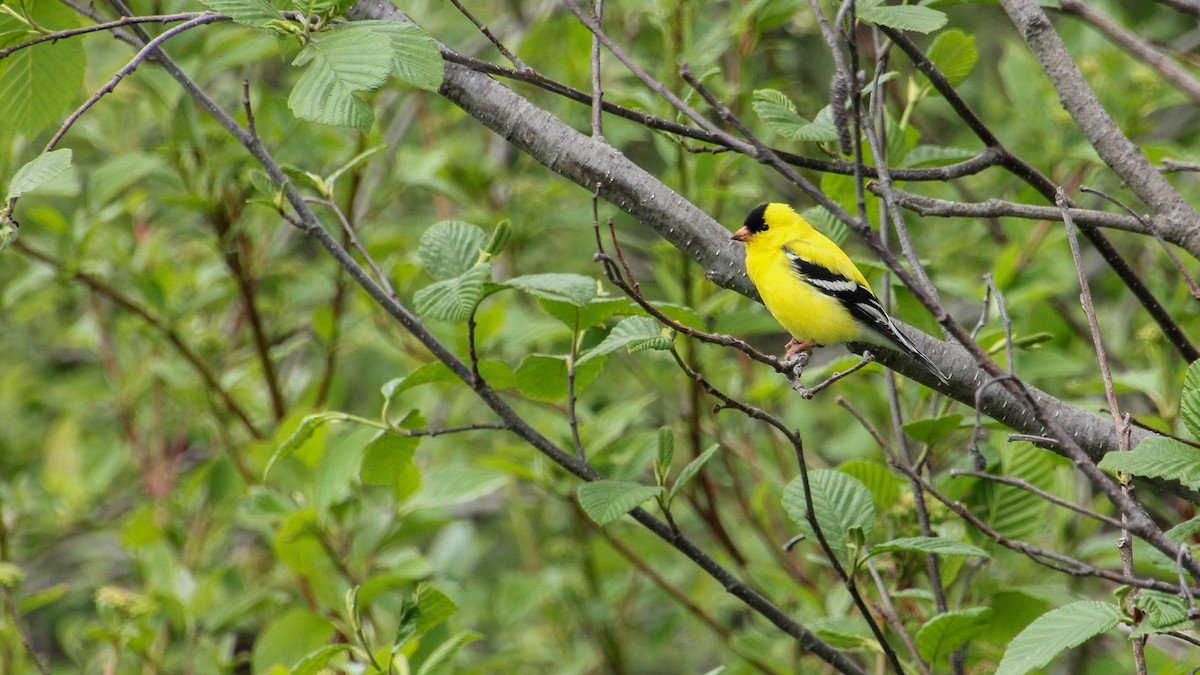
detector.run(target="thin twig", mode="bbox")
[0,11,209,58]
[1080,185,1200,300]
[949,470,1126,529]
[866,559,932,675]
[669,349,902,671]
[0,586,50,675]
[588,0,604,141]
[446,0,528,70]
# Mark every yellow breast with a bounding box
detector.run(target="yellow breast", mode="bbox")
[745,245,863,345]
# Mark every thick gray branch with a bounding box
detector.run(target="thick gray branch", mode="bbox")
[1001,0,1200,254]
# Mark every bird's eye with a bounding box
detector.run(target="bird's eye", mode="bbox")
[744,203,769,234]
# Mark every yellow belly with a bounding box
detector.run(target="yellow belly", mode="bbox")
[749,250,862,346]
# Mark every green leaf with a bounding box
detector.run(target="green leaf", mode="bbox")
[902,414,964,444]
[578,316,673,364]
[540,296,638,329]
[915,608,992,663]
[252,608,336,674]
[869,537,991,560]
[198,0,280,27]
[392,597,420,652]
[288,27,393,130]
[405,466,506,511]
[504,273,598,307]
[265,413,341,479]
[782,470,876,568]
[0,4,85,137]
[354,20,445,92]
[416,586,457,636]
[359,433,418,486]
[289,644,354,675]
[927,29,977,88]
[974,443,1056,539]
[1165,514,1200,544]
[326,145,385,187]
[6,149,72,201]
[415,630,481,675]
[669,444,720,501]
[419,221,489,280]
[837,460,901,512]
[1098,437,1200,488]
[1181,360,1200,440]
[751,90,839,142]
[800,205,848,246]
[858,2,947,33]
[414,263,492,322]
[654,426,674,485]
[382,362,457,402]
[996,601,1121,675]
[578,480,664,525]
[486,220,511,256]
[1131,591,1190,637]
[514,354,605,402]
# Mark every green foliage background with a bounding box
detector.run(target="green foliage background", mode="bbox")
[1,0,1198,673]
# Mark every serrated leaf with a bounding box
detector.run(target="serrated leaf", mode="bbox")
[578,480,663,525]
[752,90,839,141]
[669,444,720,501]
[288,27,392,130]
[1181,360,1200,440]
[505,273,598,307]
[514,354,605,402]
[0,4,85,137]
[869,536,991,560]
[996,601,1121,675]
[915,608,992,663]
[198,0,279,27]
[419,221,489,280]
[578,316,672,365]
[359,433,418,486]
[353,20,444,92]
[1132,590,1189,635]
[927,29,977,87]
[414,263,492,322]
[1098,437,1200,488]
[800,205,848,246]
[6,149,72,201]
[1165,514,1200,544]
[975,443,1055,539]
[837,461,901,512]
[902,414,964,444]
[858,3,947,33]
[782,470,876,568]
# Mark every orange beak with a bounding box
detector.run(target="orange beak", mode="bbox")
[731,226,751,242]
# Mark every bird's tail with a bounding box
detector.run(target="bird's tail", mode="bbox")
[878,321,950,384]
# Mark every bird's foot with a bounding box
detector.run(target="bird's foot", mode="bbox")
[780,339,815,374]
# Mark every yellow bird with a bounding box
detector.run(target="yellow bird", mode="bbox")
[732,202,947,383]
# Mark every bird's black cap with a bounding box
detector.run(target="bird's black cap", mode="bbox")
[744,203,770,234]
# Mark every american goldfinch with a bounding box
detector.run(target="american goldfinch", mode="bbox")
[732,202,947,383]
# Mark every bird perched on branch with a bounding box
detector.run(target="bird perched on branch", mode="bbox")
[731,202,948,383]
